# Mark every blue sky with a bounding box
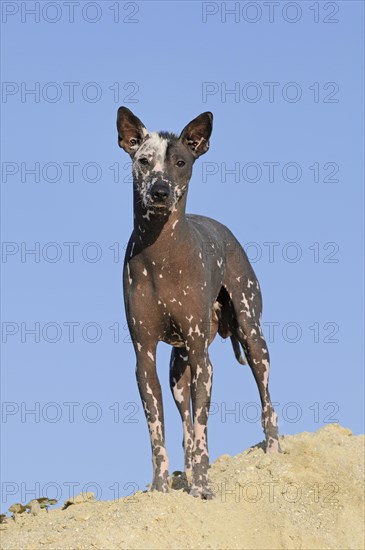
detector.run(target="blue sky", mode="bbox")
[1,1,364,511]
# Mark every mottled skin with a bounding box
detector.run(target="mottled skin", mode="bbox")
[117,107,280,499]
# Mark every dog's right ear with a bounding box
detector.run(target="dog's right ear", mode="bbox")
[117,107,148,155]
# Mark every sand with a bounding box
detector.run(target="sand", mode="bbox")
[1,424,364,550]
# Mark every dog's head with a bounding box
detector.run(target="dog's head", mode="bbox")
[117,107,213,212]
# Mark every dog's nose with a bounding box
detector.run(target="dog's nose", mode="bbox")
[152,184,170,202]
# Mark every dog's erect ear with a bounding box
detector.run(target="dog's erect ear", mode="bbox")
[117,106,148,155]
[179,112,213,158]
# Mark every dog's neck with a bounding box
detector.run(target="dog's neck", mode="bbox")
[132,187,189,249]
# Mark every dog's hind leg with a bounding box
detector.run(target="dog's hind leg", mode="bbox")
[239,322,280,452]
[224,277,280,452]
[169,347,194,480]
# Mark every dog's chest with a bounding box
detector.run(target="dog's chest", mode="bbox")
[127,244,209,288]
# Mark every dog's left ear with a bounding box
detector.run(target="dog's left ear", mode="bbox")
[179,112,213,158]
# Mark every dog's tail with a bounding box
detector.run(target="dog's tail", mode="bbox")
[230,336,247,365]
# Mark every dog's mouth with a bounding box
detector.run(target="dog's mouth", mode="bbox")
[151,201,169,208]
[143,195,176,211]
[140,201,172,215]
[149,202,174,214]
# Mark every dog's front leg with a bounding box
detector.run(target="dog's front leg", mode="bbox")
[135,346,170,492]
[188,349,213,499]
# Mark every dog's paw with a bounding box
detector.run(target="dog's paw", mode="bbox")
[150,474,170,493]
[265,437,282,453]
[189,484,214,500]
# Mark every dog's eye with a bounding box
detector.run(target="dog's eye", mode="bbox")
[176,160,185,168]
[139,158,149,165]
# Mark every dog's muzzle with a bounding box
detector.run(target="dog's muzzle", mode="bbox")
[148,181,173,208]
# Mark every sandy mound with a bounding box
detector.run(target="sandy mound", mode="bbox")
[1,424,364,550]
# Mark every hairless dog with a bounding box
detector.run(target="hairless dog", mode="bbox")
[117,107,280,499]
